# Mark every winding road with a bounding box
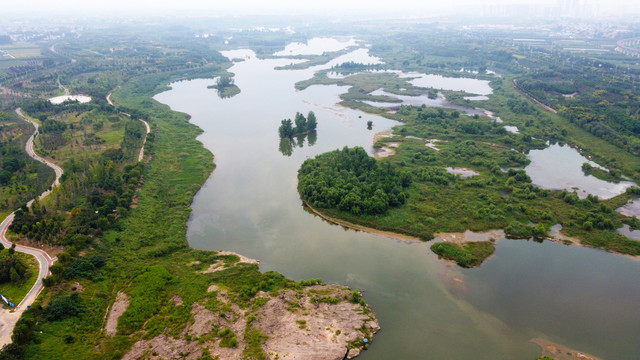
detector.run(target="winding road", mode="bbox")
[0,108,62,347]
[107,91,150,162]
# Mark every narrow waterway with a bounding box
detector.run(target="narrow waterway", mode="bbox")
[154,47,640,359]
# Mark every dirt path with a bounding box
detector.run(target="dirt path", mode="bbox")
[0,108,62,347]
[105,90,150,162]
[138,119,150,162]
[57,77,69,96]
[513,79,558,114]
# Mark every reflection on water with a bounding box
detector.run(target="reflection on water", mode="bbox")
[616,224,640,240]
[273,37,357,56]
[525,144,635,199]
[154,44,640,359]
[363,88,486,116]
[278,131,317,157]
[406,72,493,95]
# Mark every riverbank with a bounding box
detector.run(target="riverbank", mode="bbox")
[26,73,380,359]
[303,200,422,242]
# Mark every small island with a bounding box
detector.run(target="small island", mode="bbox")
[278,111,317,138]
[208,75,240,98]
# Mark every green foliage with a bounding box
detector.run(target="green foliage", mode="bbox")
[298,146,409,215]
[505,221,533,238]
[44,293,85,321]
[0,250,30,284]
[243,325,268,360]
[279,111,318,139]
[218,328,238,348]
[430,241,495,268]
[117,265,173,335]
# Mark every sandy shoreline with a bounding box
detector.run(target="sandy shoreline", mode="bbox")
[304,200,640,264]
[303,200,422,242]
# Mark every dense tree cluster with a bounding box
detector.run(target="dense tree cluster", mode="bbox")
[298,146,410,215]
[0,249,30,284]
[279,111,317,138]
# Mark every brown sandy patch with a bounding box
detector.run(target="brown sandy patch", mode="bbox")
[122,284,378,360]
[531,338,602,360]
[216,251,260,265]
[255,285,379,360]
[122,334,204,360]
[171,295,183,306]
[188,302,216,338]
[304,200,421,242]
[373,130,392,143]
[435,229,504,246]
[105,292,130,337]
[200,261,226,274]
[374,146,396,159]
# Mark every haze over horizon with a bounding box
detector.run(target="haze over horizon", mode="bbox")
[3,0,640,19]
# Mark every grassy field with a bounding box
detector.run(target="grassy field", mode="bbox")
[0,43,42,59]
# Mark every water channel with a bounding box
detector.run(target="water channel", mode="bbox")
[154,45,640,359]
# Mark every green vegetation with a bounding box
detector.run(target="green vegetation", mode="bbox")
[295,30,640,265]
[0,24,378,360]
[299,146,410,215]
[278,111,317,138]
[431,241,495,268]
[581,162,623,182]
[0,250,38,305]
[0,111,55,211]
[207,75,240,98]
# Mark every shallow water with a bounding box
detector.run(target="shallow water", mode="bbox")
[273,37,357,56]
[363,89,486,116]
[405,72,493,95]
[153,46,640,359]
[525,143,635,199]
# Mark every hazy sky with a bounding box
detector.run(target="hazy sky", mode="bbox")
[3,0,638,17]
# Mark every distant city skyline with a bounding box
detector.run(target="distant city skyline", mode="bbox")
[2,0,639,18]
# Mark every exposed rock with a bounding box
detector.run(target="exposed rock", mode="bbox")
[121,284,378,360]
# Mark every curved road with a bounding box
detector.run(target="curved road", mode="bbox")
[0,108,62,346]
[106,91,150,162]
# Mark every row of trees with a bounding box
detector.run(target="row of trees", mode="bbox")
[298,146,410,215]
[279,111,317,138]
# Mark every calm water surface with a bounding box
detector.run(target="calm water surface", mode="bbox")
[154,47,640,359]
[525,144,635,199]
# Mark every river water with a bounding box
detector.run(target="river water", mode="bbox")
[154,46,640,359]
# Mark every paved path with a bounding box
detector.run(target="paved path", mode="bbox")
[106,90,150,162]
[0,108,62,347]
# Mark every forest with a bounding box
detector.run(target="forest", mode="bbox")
[298,146,410,215]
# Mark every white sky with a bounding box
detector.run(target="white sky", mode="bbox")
[2,0,638,17]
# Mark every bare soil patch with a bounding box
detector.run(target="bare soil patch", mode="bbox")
[531,338,602,360]
[122,283,378,360]
[104,292,130,337]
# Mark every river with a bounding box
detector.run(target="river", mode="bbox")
[154,46,640,359]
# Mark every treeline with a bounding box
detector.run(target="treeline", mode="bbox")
[279,111,317,138]
[298,146,410,215]
[0,247,31,285]
[515,55,640,156]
